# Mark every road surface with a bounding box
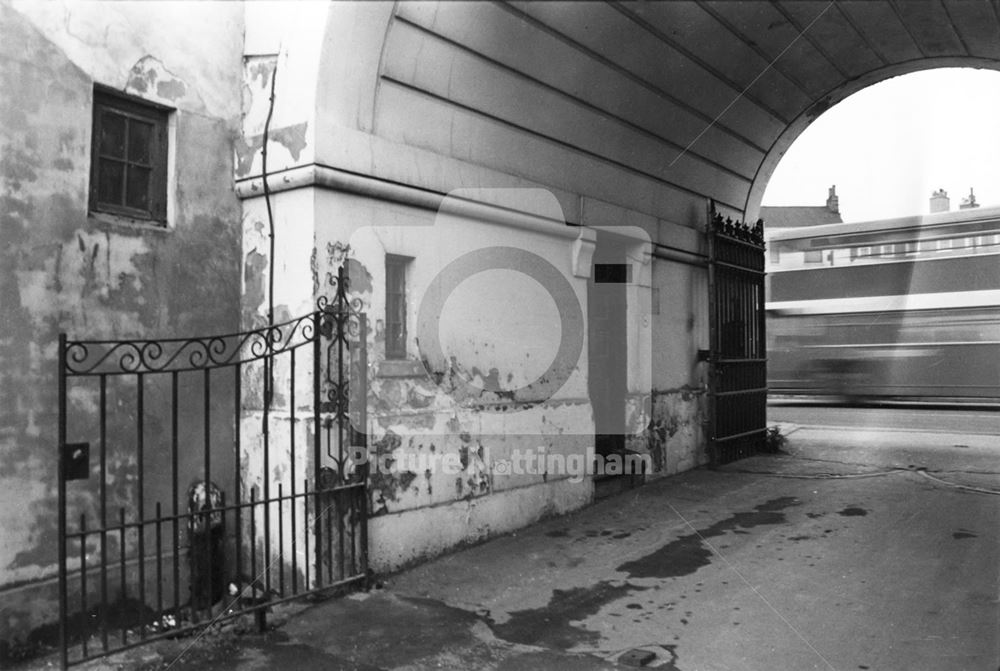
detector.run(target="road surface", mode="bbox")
[769,403,999,435]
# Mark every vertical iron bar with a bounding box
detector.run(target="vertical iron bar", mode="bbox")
[263,357,271,596]
[278,482,285,596]
[136,373,146,635]
[155,502,163,618]
[250,487,257,594]
[99,375,109,652]
[758,243,767,450]
[203,369,213,613]
[171,372,180,616]
[358,315,369,576]
[326,425,334,584]
[748,267,754,356]
[327,490,334,584]
[337,309,345,582]
[234,363,242,594]
[349,485,356,575]
[289,349,297,594]
[752,267,759,356]
[79,515,88,658]
[336,475,344,581]
[313,311,322,588]
[57,334,68,670]
[746,267,752,359]
[303,479,309,590]
[119,507,127,645]
[705,208,718,466]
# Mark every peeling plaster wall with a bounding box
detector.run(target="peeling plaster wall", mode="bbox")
[238,179,601,574]
[233,0,714,578]
[0,1,243,649]
[314,190,598,568]
[643,259,711,474]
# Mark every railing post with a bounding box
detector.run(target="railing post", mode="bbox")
[357,314,369,577]
[58,333,68,670]
[706,204,718,466]
[312,309,323,588]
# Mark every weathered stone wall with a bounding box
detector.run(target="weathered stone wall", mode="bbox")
[233,1,715,576]
[338,190,597,571]
[0,0,244,651]
[644,254,712,474]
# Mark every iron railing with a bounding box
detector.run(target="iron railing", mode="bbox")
[57,266,368,668]
[706,205,768,464]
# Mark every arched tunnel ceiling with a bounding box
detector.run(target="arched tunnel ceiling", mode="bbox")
[358,1,1000,225]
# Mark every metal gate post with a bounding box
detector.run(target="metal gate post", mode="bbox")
[357,313,369,578]
[706,203,768,465]
[57,333,68,670]
[313,309,323,589]
[705,204,719,466]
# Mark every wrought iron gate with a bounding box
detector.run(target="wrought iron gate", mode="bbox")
[57,267,368,668]
[705,205,767,464]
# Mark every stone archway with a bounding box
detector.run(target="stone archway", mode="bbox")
[744,57,1000,221]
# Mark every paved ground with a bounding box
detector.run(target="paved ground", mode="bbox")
[21,422,1000,670]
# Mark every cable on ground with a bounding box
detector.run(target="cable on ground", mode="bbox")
[721,462,1000,495]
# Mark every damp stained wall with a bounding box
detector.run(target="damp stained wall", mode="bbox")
[642,256,711,475]
[310,190,599,572]
[233,1,715,573]
[0,0,244,648]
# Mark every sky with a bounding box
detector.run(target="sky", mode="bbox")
[761,68,1000,223]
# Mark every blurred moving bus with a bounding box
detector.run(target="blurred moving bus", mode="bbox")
[765,206,1000,402]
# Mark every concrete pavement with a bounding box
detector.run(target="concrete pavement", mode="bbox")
[20,424,1000,670]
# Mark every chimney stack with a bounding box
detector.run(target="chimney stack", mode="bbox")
[930,188,950,213]
[960,187,979,210]
[826,185,839,214]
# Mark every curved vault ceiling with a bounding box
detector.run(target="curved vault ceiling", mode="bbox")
[361,1,1000,222]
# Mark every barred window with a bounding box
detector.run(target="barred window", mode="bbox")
[90,87,169,223]
[385,255,410,359]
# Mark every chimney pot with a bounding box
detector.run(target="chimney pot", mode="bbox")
[930,189,950,213]
[959,187,979,210]
[826,185,839,214]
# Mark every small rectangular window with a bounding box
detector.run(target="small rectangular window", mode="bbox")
[803,250,822,263]
[90,87,169,223]
[385,255,410,359]
[594,263,631,283]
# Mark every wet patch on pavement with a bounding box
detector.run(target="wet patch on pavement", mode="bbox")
[283,592,485,668]
[837,506,868,517]
[485,497,800,651]
[617,497,801,579]
[486,580,636,648]
[953,529,977,539]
